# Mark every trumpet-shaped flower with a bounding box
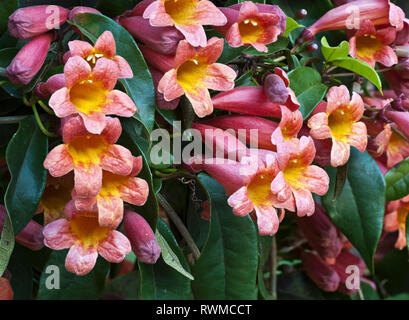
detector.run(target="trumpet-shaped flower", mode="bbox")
[68,31,133,78]
[44,115,134,201]
[73,156,149,229]
[277,136,330,216]
[308,85,367,167]
[221,1,281,52]
[38,175,73,225]
[43,201,131,275]
[143,0,227,47]
[349,19,397,67]
[158,38,236,118]
[271,106,303,146]
[49,56,137,134]
[384,195,409,250]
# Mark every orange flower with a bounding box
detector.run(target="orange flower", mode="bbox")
[158,37,236,117]
[271,106,303,146]
[68,31,133,78]
[143,0,227,47]
[49,56,137,134]
[38,174,73,225]
[43,201,131,275]
[43,115,134,201]
[349,19,398,67]
[384,194,409,249]
[308,85,367,167]
[276,136,330,216]
[72,157,149,229]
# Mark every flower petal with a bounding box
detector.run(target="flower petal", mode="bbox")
[254,205,279,236]
[80,111,106,135]
[74,164,102,199]
[44,145,74,177]
[331,138,350,167]
[202,63,236,91]
[92,57,119,91]
[175,23,207,47]
[64,56,91,88]
[94,30,116,57]
[119,177,149,206]
[43,219,75,250]
[185,87,213,118]
[348,122,367,152]
[227,186,254,216]
[197,37,224,64]
[49,88,77,118]
[293,188,315,217]
[301,165,329,195]
[327,85,350,114]
[308,113,331,140]
[113,55,133,79]
[194,0,227,26]
[97,196,123,229]
[158,69,184,101]
[104,90,137,117]
[98,230,131,263]
[65,244,98,276]
[68,40,93,58]
[101,145,133,176]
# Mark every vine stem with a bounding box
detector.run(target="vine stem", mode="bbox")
[37,100,55,115]
[157,193,201,260]
[270,236,277,300]
[32,104,57,138]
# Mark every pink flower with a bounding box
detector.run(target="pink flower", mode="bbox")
[35,73,66,99]
[123,210,161,264]
[72,156,149,229]
[158,38,236,118]
[150,67,180,110]
[308,85,367,167]
[43,115,134,200]
[349,19,398,67]
[143,0,227,47]
[68,31,133,79]
[43,201,131,275]
[6,33,53,85]
[219,1,281,52]
[276,136,330,217]
[68,6,101,20]
[49,56,136,134]
[8,5,70,39]
[271,106,303,146]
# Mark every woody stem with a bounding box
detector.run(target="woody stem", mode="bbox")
[157,193,201,260]
[270,236,277,300]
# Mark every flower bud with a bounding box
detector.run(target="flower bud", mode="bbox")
[123,210,161,264]
[0,278,13,300]
[264,73,289,104]
[6,33,53,85]
[0,205,44,251]
[68,6,101,21]
[120,16,183,55]
[301,251,340,292]
[294,9,307,21]
[139,45,174,74]
[297,203,343,262]
[150,67,179,110]
[35,73,65,99]
[8,5,69,39]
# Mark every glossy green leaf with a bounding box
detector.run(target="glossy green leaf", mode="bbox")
[321,36,349,62]
[331,57,382,92]
[322,149,385,272]
[192,174,258,300]
[102,271,140,299]
[0,208,14,277]
[284,17,303,38]
[72,13,156,132]
[288,66,327,119]
[155,225,194,280]
[385,157,409,201]
[7,244,33,299]
[37,250,110,300]
[4,116,47,234]
[138,219,192,300]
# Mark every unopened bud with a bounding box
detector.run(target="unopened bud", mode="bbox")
[294,9,307,21]
[8,5,69,39]
[68,6,101,21]
[35,73,65,99]
[123,210,161,264]
[6,33,53,85]
[296,28,314,45]
[264,73,289,104]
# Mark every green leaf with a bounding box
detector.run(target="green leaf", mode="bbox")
[72,13,156,132]
[283,17,303,38]
[96,0,138,17]
[322,149,385,272]
[4,116,47,234]
[102,270,140,299]
[257,235,274,300]
[321,36,349,62]
[0,208,14,277]
[155,222,194,280]
[288,66,328,118]
[37,250,110,300]
[0,0,18,35]
[192,174,258,300]
[120,117,159,228]
[331,57,382,92]
[277,271,324,300]
[138,219,192,300]
[385,157,409,201]
[7,243,33,299]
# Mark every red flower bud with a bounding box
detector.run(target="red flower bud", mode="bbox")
[120,16,183,55]
[68,6,101,21]
[6,33,53,85]
[264,73,289,104]
[0,278,13,300]
[8,5,69,39]
[139,45,174,74]
[301,251,340,292]
[123,210,161,264]
[297,203,343,262]
[35,73,65,99]
[150,67,179,110]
